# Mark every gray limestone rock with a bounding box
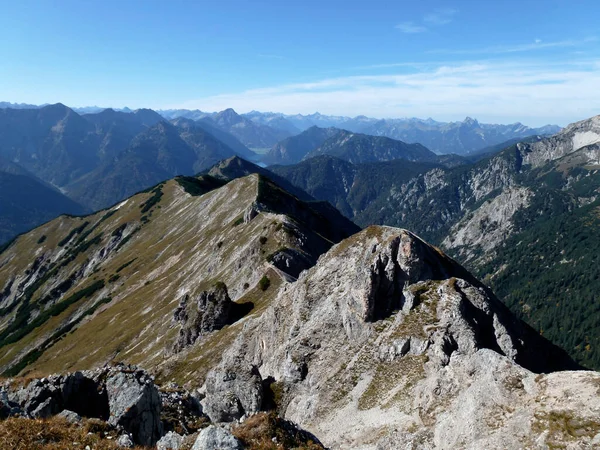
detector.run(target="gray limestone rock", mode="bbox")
[204,364,263,422]
[57,408,82,423]
[157,431,185,450]
[10,378,61,418]
[0,389,23,418]
[203,226,590,449]
[192,425,243,450]
[172,284,250,353]
[106,368,163,446]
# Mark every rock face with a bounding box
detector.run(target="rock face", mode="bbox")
[6,370,109,420]
[172,284,251,353]
[204,226,598,449]
[192,425,243,450]
[3,365,165,445]
[106,367,163,446]
[204,364,264,422]
[523,114,600,167]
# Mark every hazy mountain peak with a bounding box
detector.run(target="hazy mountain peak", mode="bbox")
[463,116,479,126]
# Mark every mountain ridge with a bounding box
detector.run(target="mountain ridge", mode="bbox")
[0,166,598,448]
[269,114,600,369]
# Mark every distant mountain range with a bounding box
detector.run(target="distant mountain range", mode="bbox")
[2,102,560,155]
[0,156,87,244]
[0,104,263,230]
[0,101,565,247]
[1,100,600,448]
[165,109,561,155]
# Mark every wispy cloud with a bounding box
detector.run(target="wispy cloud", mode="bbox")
[173,57,600,126]
[429,37,598,55]
[396,8,457,34]
[395,22,427,33]
[424,8,457,25]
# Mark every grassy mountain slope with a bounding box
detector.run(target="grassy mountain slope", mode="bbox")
[0,174,358,381]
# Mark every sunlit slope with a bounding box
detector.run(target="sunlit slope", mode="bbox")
[0,173,357,380]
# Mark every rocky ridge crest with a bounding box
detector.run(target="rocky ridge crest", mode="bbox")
[202,226,598,449]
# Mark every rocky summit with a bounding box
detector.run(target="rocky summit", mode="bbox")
[0,171,598,449]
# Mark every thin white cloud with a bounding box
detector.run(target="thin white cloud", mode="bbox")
[395,22,427,33]
[172,58,600,126]
[424,8,457,25]
[430,37,597,55]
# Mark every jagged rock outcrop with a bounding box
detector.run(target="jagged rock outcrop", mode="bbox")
[171,284,251,353]
[106,367,163,446]
[204,364,264,422]
[522,114,600,167]
[6,370,109,420]
[203,226,597,449]
[1,364,168,446]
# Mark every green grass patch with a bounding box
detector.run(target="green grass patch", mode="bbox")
[0,280,105,348]
[140,185,164,213]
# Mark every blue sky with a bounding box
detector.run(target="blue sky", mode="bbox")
[1,0,599,125]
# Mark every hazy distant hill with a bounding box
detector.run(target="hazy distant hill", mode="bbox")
[263,126,341,165]
[202,108,292,149]
[0,105,260,212]
[171,117,256,160]
[303,129,437,163]
[242,111,301,135]
[0,168,86,244]
[66,121,248,210]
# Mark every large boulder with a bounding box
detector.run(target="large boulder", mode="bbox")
[192,425,243,450]
[9,377,62,418]
[157,431,185,450]
[204,364,263,422]
[106,367,163,446]
[6,370,108,420]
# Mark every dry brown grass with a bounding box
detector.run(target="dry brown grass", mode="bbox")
[232,412,323,450]
[0,416,148,450]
